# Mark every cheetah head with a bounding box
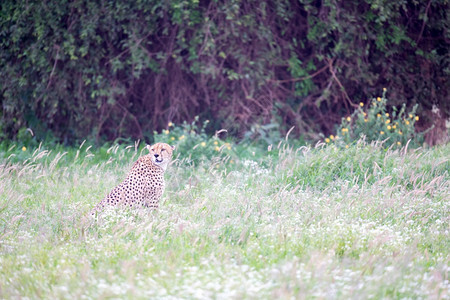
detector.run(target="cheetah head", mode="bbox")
[146,142,175,171]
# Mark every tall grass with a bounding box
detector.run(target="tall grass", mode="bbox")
[0,140,448,299]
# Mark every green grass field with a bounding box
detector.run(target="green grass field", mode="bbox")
[0,140,448,299]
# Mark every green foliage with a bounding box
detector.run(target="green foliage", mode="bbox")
[327,89,424,148]
[153,117,235,164]
[287,54,316,97]
[0,0,448,143]
[243,122,281,147]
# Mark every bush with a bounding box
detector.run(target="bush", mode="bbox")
[325,90,424,148]
[153,117,234,164]
[1,0,448,143]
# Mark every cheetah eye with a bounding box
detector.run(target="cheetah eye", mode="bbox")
[161,148,166,152]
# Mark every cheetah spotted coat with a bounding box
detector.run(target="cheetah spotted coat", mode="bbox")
[92,143,173,214]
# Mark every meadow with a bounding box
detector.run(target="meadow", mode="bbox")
[0,137,448,299]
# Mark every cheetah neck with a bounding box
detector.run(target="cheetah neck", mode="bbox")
[140,155,168,172]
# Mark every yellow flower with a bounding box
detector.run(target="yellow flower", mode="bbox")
[380,131,384,135]
[408,114,413,119]
[230,160,234,164]
[163,129,169,135]
[393,125,396,129]
[397,141,401,146]
[398,131,402,135]
[168,122,174,127]
[377,113,381,118]
[341,128,348,133]
[405,120,410,125]
[200,142,206,147]
[383,87,387,92]
[359,102,364,107]
[364,118,368,123]
[345,145,349,149]
[387,125,392,130]
[22,146,26,151]
[214,146,220,151]
[415,116,419,121]
[213,141,218,145]
[346,116,351,122]
[385,119,390,124]
[325,138,330,143]
[330,135,335,140]
[170,137,175,141]
[363,112,367,116]
[377,97,381,102]
[385,113,389,117]
[179,135,185,140]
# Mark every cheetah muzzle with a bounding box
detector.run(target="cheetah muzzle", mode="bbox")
[92,142,175,215]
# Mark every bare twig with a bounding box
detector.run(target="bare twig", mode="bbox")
[118,103,143,139]
[416,0,432,45]
[46,44,60,89]
[326,58,358,109]
[269,63,329,84]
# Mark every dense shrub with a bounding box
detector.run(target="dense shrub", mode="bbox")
[1,0,448,144]
[153,117,235,164]
[325,89,424,149]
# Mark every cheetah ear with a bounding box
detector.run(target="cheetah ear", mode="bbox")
[171,145,176,151]
[146,145,152,152]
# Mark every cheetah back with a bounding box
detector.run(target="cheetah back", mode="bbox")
[93,157,166,212]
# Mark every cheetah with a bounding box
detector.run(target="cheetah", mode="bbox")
[92,142,175,214]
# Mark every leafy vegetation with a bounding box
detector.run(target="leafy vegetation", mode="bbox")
[1,0,448,144]
[326,89,424,149]
[0,136,448,298]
